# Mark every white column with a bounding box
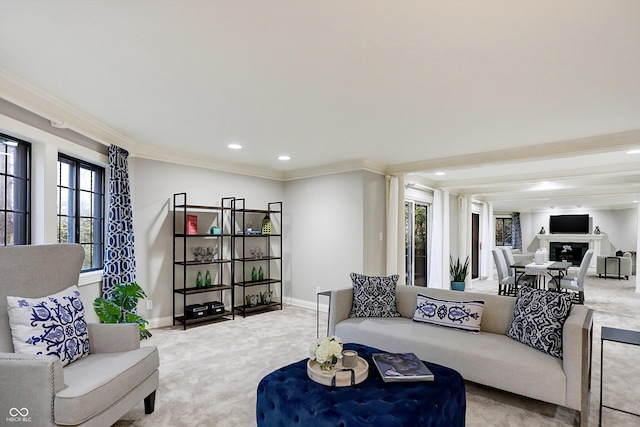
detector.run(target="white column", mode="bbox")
[636,197,640,293]
[385,175,399,276]
[428,190,443,288]
[482,201,494,281]
[442,190,450,289]
[396,175,406,282]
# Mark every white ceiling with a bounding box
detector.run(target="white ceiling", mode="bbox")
[1,0,639,212]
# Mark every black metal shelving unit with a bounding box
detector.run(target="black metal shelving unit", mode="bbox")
[172,193,235,329]
[232,198,283,317]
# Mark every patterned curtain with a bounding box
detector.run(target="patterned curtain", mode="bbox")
[103,145,137,301]
[511,212,522,250]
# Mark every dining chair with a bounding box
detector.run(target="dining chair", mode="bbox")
[500,248,539,289]
[492,249,516,296]
[549,249,594,304]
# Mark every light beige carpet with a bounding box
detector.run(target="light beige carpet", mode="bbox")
[115,275,640,426]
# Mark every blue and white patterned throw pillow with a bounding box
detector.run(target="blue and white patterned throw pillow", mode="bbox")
[7,285,90,366]
[348,273,402,318]
[507,286,573,359]
[413,294,485,334]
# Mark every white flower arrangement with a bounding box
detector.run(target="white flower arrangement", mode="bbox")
[309,335,343,370]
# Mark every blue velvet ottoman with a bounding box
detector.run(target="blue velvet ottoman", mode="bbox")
[256,343,466,427]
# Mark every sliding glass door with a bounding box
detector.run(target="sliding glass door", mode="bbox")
[405,202,428,286]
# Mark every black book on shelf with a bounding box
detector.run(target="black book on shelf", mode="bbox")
[372,353,434,382]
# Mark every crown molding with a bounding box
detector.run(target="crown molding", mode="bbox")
[386,129,640,175]
[1,69,387,181]
[133,142,286,181]
[283,159,386,181]
[0,68,137,152]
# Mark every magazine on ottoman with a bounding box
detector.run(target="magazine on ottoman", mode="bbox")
[372,353,435,382]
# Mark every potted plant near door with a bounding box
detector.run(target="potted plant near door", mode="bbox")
[450,255,469,291]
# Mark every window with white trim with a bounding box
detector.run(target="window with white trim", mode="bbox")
[57,154,105,271]
[1,134,31,246]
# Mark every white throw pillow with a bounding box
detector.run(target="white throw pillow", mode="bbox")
[7,285,90,366]
[413,293,485,334]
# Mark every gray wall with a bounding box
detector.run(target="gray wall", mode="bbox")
[130,157,285,325]
[284,170,386,308]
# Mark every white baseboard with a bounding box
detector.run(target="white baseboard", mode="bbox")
[145,298,327,330]
[284,296,328,312]
[147,315,175,329]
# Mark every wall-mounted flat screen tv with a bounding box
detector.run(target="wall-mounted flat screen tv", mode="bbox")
[549,214,590,234]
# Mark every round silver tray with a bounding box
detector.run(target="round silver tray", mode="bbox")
[307,356,369,387]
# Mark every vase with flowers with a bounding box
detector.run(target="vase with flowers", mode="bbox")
[309,335,343,371]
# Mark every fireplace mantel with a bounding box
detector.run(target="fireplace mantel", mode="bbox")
[536,234,604,271]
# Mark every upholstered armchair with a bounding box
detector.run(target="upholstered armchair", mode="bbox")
[596,252,632,279]
[0,244,159,426]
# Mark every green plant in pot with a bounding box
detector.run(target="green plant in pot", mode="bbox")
[450,255,469,291]
[93,281,152,339]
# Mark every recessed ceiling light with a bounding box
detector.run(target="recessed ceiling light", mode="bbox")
[227,143,242,150]
[435,171,445,176]
[532,181,563,191]
[278,155,291,161]
[626,149,640,154]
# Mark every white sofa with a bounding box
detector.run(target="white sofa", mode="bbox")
[596,253,632,279]
[328,285,593,426]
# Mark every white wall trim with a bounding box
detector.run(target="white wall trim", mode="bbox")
[133,142,285,181]
[284,159,386,181]
[78,270,103,288]
[387,129,640,175]
[1,68,137,151]
[1,69,387,181]
[284,296,327,312]
[147,316,175,329]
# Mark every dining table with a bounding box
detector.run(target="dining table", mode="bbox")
[510,260,573,290]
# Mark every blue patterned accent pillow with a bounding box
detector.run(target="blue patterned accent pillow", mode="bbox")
[412,294,485,334]
[348,273,402,318]
[7,285,90,366]
[507,286,573,359]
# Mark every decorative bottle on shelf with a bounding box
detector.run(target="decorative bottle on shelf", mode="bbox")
[258,266,264,281]
[594,226,601,235]
[196,271,203,288]
[205,270,212,287]
[261,213,272,235]
[251,266,257,282]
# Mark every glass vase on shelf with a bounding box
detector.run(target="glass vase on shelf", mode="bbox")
[205,270,212,287]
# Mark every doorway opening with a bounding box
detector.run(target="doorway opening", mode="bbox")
[405,202,428,286]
